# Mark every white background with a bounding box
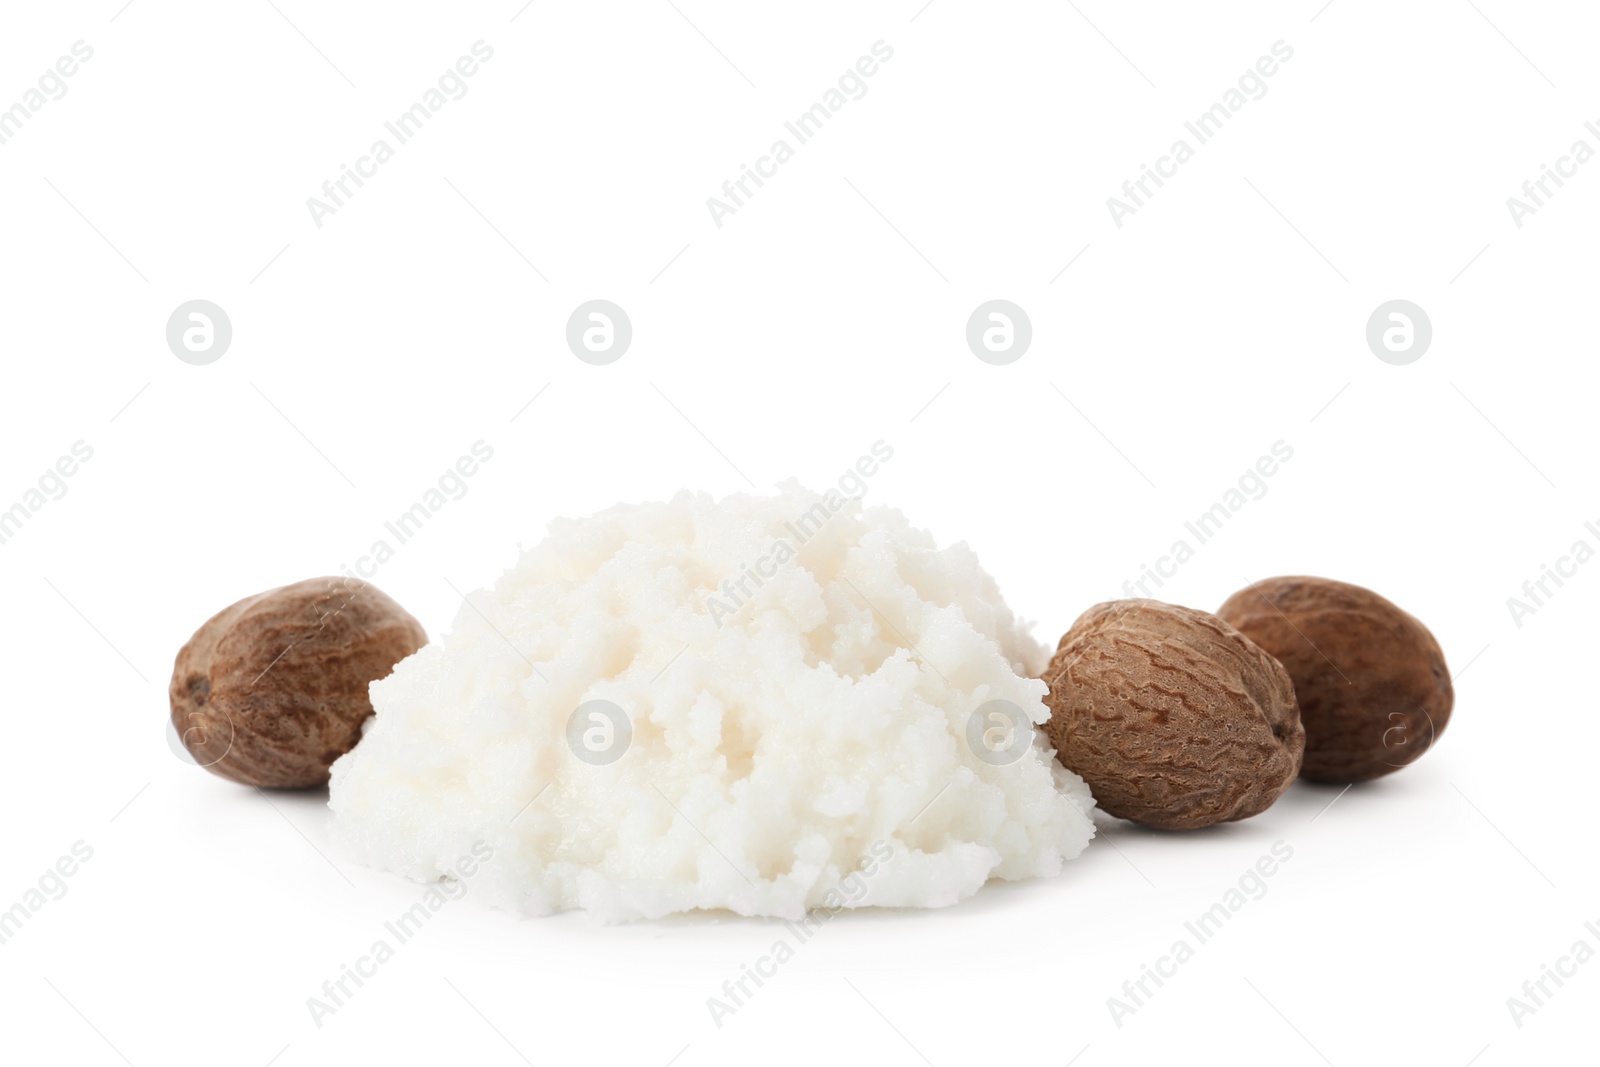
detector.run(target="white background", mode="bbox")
[1,1,1595,1064]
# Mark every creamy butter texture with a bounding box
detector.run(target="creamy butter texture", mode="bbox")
[329,484,1094,922]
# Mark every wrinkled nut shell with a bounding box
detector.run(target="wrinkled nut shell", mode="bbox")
[169,578,427,788]
[1042,600,1304,831]
[1217,576,1452,784]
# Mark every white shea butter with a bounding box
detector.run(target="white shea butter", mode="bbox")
[328,483,1095,922]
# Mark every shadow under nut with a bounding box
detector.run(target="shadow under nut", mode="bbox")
[1042,599,1305,831]
[169,577,428,788]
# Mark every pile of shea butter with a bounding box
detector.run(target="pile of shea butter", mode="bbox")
[328,481,1095,922]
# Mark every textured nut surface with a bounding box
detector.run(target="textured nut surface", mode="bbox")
[1041,599,1304,830]
[1217,576,1452,784]
[169,578,427,788]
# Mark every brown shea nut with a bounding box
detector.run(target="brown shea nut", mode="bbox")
[1217,576,1452,784]
[1041,600,1304,831]
[169,578,427,788]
